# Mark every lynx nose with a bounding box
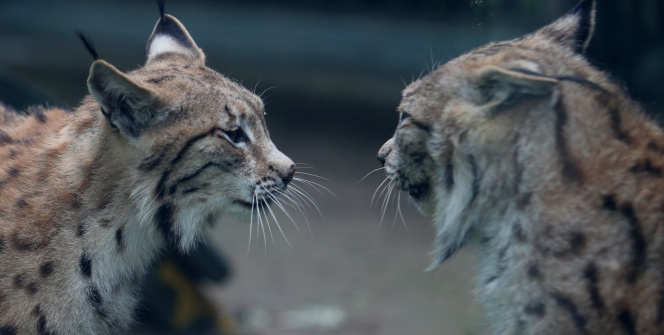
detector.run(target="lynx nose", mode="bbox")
[377,153,386,167]
[282,164,296,186]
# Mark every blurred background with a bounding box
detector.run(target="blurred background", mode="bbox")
[0,0,662,334]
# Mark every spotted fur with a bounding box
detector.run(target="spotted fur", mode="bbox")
[378,1,664,333]
[0,7,295,335]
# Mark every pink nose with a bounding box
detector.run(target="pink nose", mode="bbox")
[283,164,296,185]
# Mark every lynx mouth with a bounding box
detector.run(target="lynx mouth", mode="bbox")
[234,198,272,209]
[407,182,431,201]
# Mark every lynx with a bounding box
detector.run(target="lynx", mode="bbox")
[0,5,297,335]
[378,1,664,334]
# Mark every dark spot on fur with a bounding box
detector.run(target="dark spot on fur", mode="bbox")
[602,194,617,211]
[182,187,200,194]
[26,282,38,295]
[620,203,646,283]
[630,158,662,177]
[516,192,532,210]
[524,301,546,317]
[569,231,586,255]
[512,220,527,242]
[8,149,19,158]
[99,218,112,228]
[87,286,106,318]
[156,202,179,246]
[0,326,16,335]
[80,253,92,278]
[527,264,541,279]
[584,263,605,314]
[0,236,4,253]
[467,154,480,208]
[40,262,54,277]
[138,152,165,171]
[15,198,28,209]
[38,315,48,335]
[444,156,454,190]
[7,167,19,178]
[0,130,14,144]
[554,100,582,183]
[115,228,124,252]
[13,274,25,288]
[26,106,48,123]
[76,224,86,237]
[551,292,588,334]
[617,308,637,335]
[608,105,631,144]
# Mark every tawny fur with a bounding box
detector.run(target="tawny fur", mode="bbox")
[379,1,664,334]
[0,10,294,335]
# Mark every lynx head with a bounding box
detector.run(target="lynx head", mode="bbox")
[83,10,295,250]
[378,0,602,265]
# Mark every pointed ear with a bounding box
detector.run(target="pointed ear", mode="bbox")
[537,0,596,54]
[146,14,205,64]
[476,66,558,108]
[87,60,162,138]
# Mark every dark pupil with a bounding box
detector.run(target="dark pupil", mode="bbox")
[400,112,410,122]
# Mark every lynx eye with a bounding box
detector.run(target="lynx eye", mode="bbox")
[400,112,411,122]
[223,127,249,145]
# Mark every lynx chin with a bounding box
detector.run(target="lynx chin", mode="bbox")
[378,0,664,334]
[0,4,306,335]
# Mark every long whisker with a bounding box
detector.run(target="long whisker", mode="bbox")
[358,167,385,183]
[267,191,300,233]
[263,194,291,247]
[396,191,409,233]
[256,197,267,252]
[248,191,256,253]
[293,177,337,198]
[379,180,396,228]
[290,184,324,217]
[294,172,329,181]
[371,177,391,206]
[278,189,309,221]
[259,194,276,247]
[378,179,393,207]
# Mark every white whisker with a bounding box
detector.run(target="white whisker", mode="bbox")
[290,184,324,217]
[396,192,409,233]
[248,192,256,253]
[295,172,329,181]
[263,194,291,247]
[293,177,337,198]
[358,167,385,183]
[371,177,391,206]
[267,191,300,233]
[259,194,276,247]
[379,180,396,228]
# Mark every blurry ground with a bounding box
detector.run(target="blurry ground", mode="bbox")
[203,130,483,335]
[1,1,660,334]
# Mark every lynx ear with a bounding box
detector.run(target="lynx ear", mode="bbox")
[476,65,558,108]
[87,60,162,138]
[146,13,205,64]
[537,0,596,54]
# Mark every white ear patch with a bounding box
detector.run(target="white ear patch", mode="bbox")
[147,35,195,61]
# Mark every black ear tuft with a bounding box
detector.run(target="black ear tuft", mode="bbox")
[158,0,165,20]
[75,30,100,61]
[567,0,595,53]
[536,0,596,54]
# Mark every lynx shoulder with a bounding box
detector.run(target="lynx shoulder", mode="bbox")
[378,1,664,333]
[0,6,295,335]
